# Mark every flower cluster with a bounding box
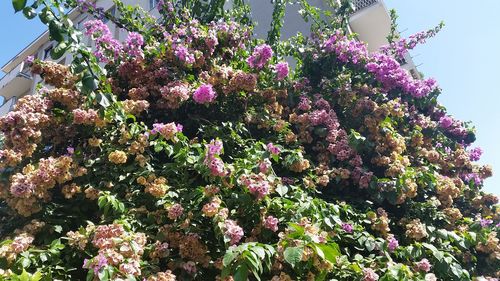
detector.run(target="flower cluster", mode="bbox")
[83,224,147,278]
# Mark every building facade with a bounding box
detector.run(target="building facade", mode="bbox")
[0,0,419,116]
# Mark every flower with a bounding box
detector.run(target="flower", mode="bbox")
[439,116,453,128]
[264,216,279,232]
[266,142,281,155]
[362,268,379,281]
[193,84,217,104]
[387,235,399,252]
[174,44,195,64]
[469,147,483,161]
[416,258,432,272]
[342,223,353,233]
[274,62,289,80]
[223,219,244,245]
[108,150,128,164]
[125,32,144,58]
[167,203,184,220]
[480,218,493,227]
[247,44,273,69]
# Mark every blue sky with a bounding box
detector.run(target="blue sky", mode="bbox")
[1,1,498,194]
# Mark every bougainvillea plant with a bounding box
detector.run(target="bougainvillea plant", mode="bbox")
[0,0,498,280]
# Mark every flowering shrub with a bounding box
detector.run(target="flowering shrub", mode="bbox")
[0,0,499,280]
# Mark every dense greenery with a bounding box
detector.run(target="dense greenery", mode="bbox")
[0,0,498,280]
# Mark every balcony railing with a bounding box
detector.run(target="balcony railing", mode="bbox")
[0,61,32,100]
[351,0,379,13]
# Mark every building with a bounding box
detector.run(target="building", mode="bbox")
[0,0,419,116]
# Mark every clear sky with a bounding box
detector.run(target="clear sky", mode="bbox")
[0,1,498,194]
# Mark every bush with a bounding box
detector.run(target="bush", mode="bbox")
[0,0,498,280]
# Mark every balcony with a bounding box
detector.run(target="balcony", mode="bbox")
[348,0,391,52]
[0,97,17,117]
[351,0,379,12]
[0,61,32,101]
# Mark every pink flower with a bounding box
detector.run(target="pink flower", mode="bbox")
[247,44,273,69]
[174,44,195,64]
[274,62,289,80]
[439,116,453,128]
[208,157,226,177]
[224,219,244,245]
[193,84,217,104]
[264,216,279,232]
[125,32,144,58]
[363,268,379,281]
[151,122,181,140]
[266,142,281,155]
[416,258,432,272]
[168,203,184,220]
[183,261,197,275]
[206,139,223,157]
[259,159,272,173]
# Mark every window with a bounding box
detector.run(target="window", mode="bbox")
[44,45,53,59]
[150,0,159,10]
[103,6,116,23]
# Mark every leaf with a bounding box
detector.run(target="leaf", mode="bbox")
[223,250,238,267]
[275,184,288,196]
[233,264,249,281]
[51,42,68,59]
[49,21,64,42]
[31,271,43,281]
[22,7,37,19]
[316,243,340,263]
[12,0,27,12]
[283,246,303,268]
[97,93,110,108]
[82,72,98,94]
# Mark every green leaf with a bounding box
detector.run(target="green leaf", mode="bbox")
[223,251,238,267]
[283,246,303,268]
[31,271,43,281]
[82,72,98,94]
[22,7,37,19]
[49,21,64,42]
[316,243,340,263]
[51,42,68,60]
[12,0,27,12]
[97,93,110,108]
[233,264,249,281]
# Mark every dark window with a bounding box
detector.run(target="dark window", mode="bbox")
[44,45,53,59]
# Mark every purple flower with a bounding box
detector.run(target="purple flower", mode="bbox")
[480,218,493,227]
[206,139,223,157]
[342,223,353,233]
[387,235,399,252]
[247,44,273,69]
[125,32,144,58]
[266,142,281,155]
[439,116,453,129]
[174,45,195,64]
[24,55,34,65]
[274,62,289,80]
[66,147,75,155]
[83,19,122,62]
[193,84,217,104]
[469,147,483,161]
